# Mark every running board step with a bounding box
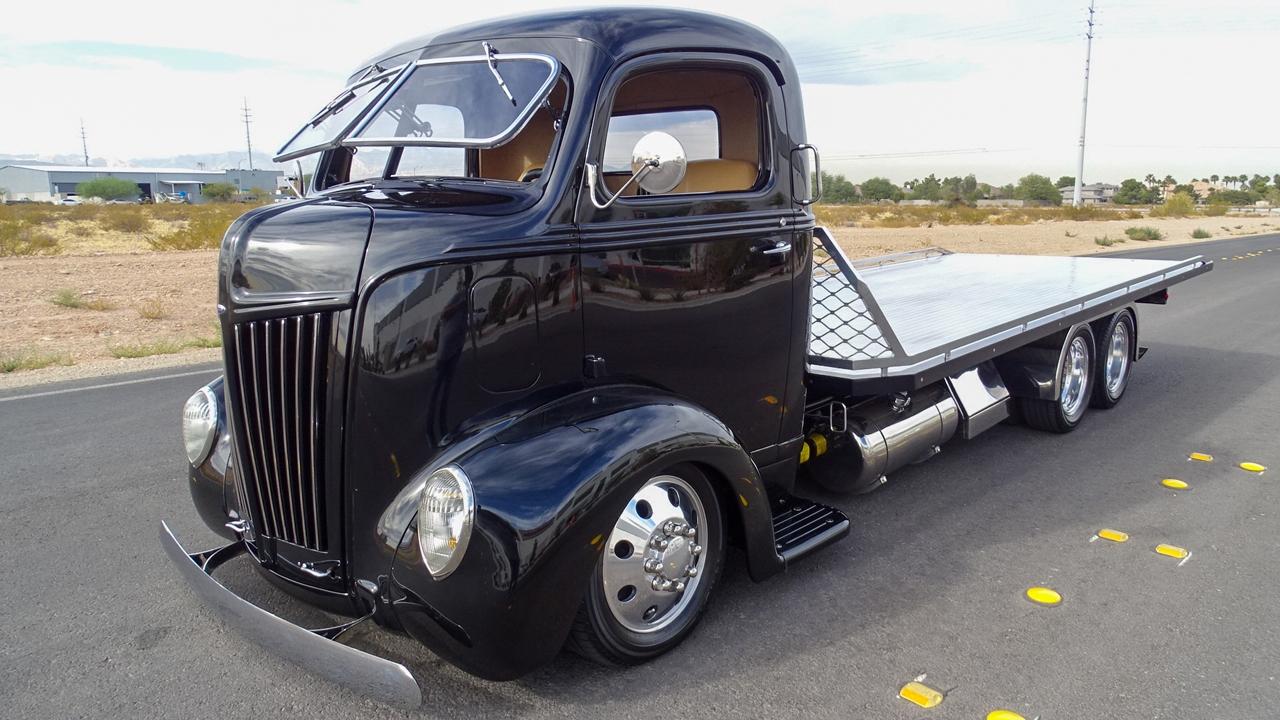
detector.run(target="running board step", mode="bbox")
[772,497,850,565]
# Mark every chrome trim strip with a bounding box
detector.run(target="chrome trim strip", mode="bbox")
[293,317,309,548]
[244,325,281,537]
[309,313,324,550]
[159,522,421,709]
[344,53,561,149]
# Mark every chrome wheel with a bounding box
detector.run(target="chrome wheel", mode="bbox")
[1103,320,1131,397]
[1059,335,1091,422]
[602,475,707,634]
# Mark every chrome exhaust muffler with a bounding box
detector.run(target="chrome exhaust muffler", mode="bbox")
[805,384,959,494]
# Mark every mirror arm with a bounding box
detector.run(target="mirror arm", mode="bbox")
[586,160,656,210]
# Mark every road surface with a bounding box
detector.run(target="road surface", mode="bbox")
[1,234,1276,719]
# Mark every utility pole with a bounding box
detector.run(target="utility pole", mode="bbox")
[80,119,90,167]
[242,98,255,171]
[1071,0,1096,208]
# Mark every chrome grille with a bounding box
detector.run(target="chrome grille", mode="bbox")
[228,313,331,551]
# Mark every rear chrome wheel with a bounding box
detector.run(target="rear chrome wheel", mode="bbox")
[1091,311,1135,409]
[1019,324,1096,433]
[568,464,724,665]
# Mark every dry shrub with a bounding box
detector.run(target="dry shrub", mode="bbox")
[67,204,102,221]
[99,206,152,233]
[0,220,61,256]
[148,205,245,251]
[137,297,169,320]
[52,288,114,310]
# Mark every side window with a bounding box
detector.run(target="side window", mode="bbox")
[604,109,719,172]
[600,67,764,196]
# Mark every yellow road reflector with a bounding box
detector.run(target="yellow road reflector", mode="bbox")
[987,711,1027,720]
[898,681,943,708]
[1097,528,1129,542]
[1189,452,1213,462]
[1156,543,1189,559]
[1161,478,1189,490]
[1025,586,1062,606]
[1240,461,1267,473]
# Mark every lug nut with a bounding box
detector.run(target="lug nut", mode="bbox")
[686,566,699,577]
[683,526,697,539]
[690,543,702,556]
[651,577,664,591]
[672,580,686,592]
[651,538,669,550]
[643,559,664,574]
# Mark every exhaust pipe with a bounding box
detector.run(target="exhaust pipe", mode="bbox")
[805,384,959,494]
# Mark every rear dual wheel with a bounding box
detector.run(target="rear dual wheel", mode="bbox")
[1090,310,1135,409]
[568,464,724,666]
[1019,325,1096,433]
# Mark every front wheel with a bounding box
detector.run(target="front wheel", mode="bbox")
[1019,325,1095,433]
[567,464,724,666]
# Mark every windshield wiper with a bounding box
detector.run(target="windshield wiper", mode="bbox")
[483,41,518,107]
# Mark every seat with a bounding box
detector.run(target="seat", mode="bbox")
[672,159,758,194]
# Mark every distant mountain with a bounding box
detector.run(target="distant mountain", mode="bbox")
[0,153,108,167]
[0,150,285,171]
[132,151,285,172]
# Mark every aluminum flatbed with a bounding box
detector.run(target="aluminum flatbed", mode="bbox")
[807,228,1213,392]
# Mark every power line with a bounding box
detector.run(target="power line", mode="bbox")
[1072,0,1096,207]
[241,98,255,171]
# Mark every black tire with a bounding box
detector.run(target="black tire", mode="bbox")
[1018,324,1095,433]
[1089,311,1135,409]
[567,463,725,666]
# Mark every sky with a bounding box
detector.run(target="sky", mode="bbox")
[1,0,1277,185]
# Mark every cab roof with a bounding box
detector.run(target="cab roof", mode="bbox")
[356,7,790,76]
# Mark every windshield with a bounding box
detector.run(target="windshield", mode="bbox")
[274,65,404,162]
[345,54,559,147]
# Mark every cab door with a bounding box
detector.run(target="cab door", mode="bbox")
[575,54,799,463]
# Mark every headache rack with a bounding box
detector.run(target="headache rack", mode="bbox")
[807,227,1213,392]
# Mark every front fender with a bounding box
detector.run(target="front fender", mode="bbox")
[382,384,778,679]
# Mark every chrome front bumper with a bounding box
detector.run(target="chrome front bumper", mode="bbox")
[158,521,422,708]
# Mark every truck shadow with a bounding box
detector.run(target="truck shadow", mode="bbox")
[243,340,1274,717]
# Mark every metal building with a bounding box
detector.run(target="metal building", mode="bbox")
[0,165,283,203]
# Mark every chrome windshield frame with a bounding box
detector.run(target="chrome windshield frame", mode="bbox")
[342,52,561,150]
[273,63,410,163]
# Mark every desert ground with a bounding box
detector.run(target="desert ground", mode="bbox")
[1,204,1274,389]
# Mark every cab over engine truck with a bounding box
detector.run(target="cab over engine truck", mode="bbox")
[162,9,1212,707]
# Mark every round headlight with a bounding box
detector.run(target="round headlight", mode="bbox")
[182,386,219,466]
[417,465,475,579]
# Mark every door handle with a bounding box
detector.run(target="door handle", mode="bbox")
[757,241,792,256]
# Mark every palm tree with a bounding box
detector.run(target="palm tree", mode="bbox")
[1210,174,1219,184]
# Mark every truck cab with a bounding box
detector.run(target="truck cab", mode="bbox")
[163,8,1210,708]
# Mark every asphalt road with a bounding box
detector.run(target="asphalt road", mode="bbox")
[2,234,1277,719]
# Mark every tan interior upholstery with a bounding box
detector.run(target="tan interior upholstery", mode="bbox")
[600,67,763,196]
[477,81,568,181]
[673,159,758,194]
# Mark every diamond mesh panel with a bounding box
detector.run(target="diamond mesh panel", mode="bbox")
[809,235,895,362]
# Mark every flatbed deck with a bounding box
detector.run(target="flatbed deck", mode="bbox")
[807,228,1213,391]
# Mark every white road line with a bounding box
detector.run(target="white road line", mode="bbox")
[0,367,220,404]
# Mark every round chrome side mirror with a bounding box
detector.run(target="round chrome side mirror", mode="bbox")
[632,131,687,194]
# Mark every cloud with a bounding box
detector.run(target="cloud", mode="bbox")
[1,0,1277,183]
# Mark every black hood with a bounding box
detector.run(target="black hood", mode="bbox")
[220,182,543,315]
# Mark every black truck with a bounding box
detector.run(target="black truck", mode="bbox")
[162,8,1212,707]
